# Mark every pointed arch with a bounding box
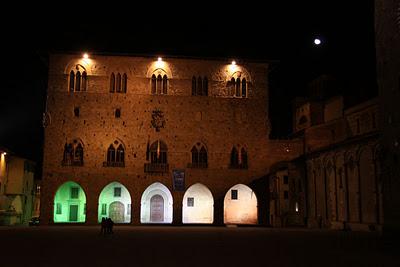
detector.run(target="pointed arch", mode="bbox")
[53,181,86,223]
[98,182,131,223]
[69,71,75,92]
[75,71,81,91]
[122,73,127,93]
[151,74,156,94]
[81,71,87,91]
[110,73,115,92]
[116,73,122,92]
[241,78,246,97]
[162,75,168,94]
[235,78,241,97]
[230,147,239,168]
[150,140,168,164]
[224,184,257,224]
[182,183,214,224]
[140,182,173,223]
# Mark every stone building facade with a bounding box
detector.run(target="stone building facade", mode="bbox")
[41,53,297,225]
[375,0,400,236]
[298,97,381,230]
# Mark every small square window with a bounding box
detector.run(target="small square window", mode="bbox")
[70,187,79,199]
[283,175,289,184]
[231,189,238,200]
[187,197,194,207]
[114,187,121,197]
[56,203,62,214]
[284,191,289,199]
[74,107,80,117]
[115,108,121,118]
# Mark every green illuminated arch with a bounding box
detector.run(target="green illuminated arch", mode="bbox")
[53,181,86,223]
[98,182,131,223]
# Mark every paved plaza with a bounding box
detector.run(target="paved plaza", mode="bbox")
[0,226,398,267]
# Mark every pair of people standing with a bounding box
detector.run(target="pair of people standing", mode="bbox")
[100,217,114,235]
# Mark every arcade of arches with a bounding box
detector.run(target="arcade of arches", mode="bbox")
[52,181,259,224]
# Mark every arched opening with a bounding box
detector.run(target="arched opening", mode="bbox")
[182,183,214,224]
[140,182,173,223]
[151,74,156,94]
[53,181,86,223]
[81,71,87,91]
[203,77,208,96]
[224,184,257,224]
[116,73,121,92]
[192,76,197,95]
[157,75,162,94]
[110,73,115,92]
[75,71,81,91]
[122,73,127,93]
[241,78,246,97]
[98,182,131,223]
[197,77,203,95]
[162,75,168,94]
[69,71,75,91]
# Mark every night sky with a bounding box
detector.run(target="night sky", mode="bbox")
[0,2,377,165]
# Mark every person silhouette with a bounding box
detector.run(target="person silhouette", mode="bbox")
[108,217,114,234]
[100,217,106,235]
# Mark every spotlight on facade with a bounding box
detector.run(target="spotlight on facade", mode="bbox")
[158,57,163,62]
[83,53,89,59]
[2,152,6,156]
[314,38,321,45]
[231,60,236,65]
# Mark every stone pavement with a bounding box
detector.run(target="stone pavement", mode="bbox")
[0,226,398,267]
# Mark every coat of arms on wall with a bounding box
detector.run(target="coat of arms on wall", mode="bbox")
[151,108,165,132]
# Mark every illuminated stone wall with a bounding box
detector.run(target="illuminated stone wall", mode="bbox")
[54,181,86,223]
[41,53,278,225]
[98,182,131,223]
[224,184,257,224]
[182,183,214,224]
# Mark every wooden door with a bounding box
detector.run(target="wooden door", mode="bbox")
[109,201,125,223]
[150,195,164,222]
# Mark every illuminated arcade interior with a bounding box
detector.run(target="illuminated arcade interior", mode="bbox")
[54,181,86,223]
[140,182,173,224]
[224,184,258,224]
[182,183,214,224]
[98,182,131,223]
[52,181,258,224]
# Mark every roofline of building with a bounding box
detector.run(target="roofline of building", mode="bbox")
[48,50,280,64]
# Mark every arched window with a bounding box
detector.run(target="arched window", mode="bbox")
[75,71,81,92]
[230,78,236,96]
[75,143,84,165]
[151,74,156,94]
[203,77,208,96]
[157,75,162,94]
[189,143,208,168]
[116,144,124,163]
[150,140,168,164]
[230,147,239,168]
[62,140,83,166]
[162,75,168,94]
[110,73,115,92]
[104,141,124,167]
[199,146,208,166]
[192,76,197,95]
[116,73,121,93]
[107,145,115,163]
[81,71,87,91]
[235,78,240,97]
[197,77,203,96]
[69,71,75,92]
[241,78,246,97]
[122,73,127,93]
[191,146,199,165]
[240,147,248,169]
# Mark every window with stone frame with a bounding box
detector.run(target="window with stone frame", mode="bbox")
[151,73,168,95]
[192,76,208,96]
[231,189,238,200]
[189,143,208,168]
[62,140,84,166]
[227,74,247,98]
[114,187,122,197]
[104,140,125,167]
[69,65,87,92]
[187,197,194,207]
[229,146,248,169]
[110,72,127,93]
